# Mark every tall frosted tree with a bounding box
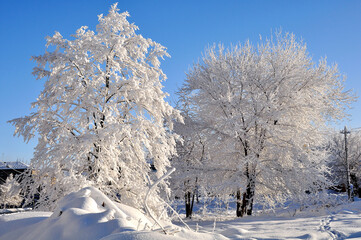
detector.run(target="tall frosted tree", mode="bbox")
[9,4,181,211]
[178,32,355,217]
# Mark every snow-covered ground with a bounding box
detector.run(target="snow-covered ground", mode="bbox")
[176,206,361,239]
[0,187,225,240]
[1,188,361,240]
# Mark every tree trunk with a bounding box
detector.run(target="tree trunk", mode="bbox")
[350,173,360,198]
[238,183,255,217]
[185,191,194,218]
[185,177,198,218]
[238,164,256,217]
[236,189,242,217]
[190,191,195,216]
[245,176,255,216]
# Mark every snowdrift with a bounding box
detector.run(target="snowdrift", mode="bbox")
[0,187,227,240]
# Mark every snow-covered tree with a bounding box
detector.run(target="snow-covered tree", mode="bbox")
[9,4,181,212]
[0,174,23,208]
[178,32,355,217]
[171,96,238,218]
[328,129,361,197]
[171,110,205,218]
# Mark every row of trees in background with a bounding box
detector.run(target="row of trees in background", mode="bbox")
[171,125,361,218]
[4,3,357,219]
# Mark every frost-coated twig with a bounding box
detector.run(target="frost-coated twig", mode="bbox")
[163,200,191,230]
[137,218,142,231]
[144,167,176,235]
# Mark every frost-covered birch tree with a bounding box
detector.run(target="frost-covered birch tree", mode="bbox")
[178,32,355,217]
[9,4,181,211]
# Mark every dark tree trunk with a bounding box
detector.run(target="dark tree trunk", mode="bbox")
[350,173,360,198]
[236,190,248,217]
[239,185,255,217]
[185,191,195,218]
[185,177,198,218]
[245,176,255,216]
[236,138,257,217]
[236,189,242,217]
[195,177,200,203]
[190,191,195,215]
[238,163,256,217]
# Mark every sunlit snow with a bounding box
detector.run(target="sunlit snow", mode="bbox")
[0,187,226,240]
[1,187,361,239]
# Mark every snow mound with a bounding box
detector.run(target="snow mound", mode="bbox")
[0,187,228,240]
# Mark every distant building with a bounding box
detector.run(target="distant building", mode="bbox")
[0,161,28,184]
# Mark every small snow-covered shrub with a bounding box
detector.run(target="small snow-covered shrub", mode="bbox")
[0,174,23,208]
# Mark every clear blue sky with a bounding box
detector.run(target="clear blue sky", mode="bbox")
[1,0,360,163]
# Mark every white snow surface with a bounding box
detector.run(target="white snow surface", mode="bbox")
[0,187,225,240]
[173,200,361,239]
[1,187,361,239]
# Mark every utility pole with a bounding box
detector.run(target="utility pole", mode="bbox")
[340,126,352,201]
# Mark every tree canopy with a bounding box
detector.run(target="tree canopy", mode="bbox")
[9,3,181,212]
[176,32,355,216]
